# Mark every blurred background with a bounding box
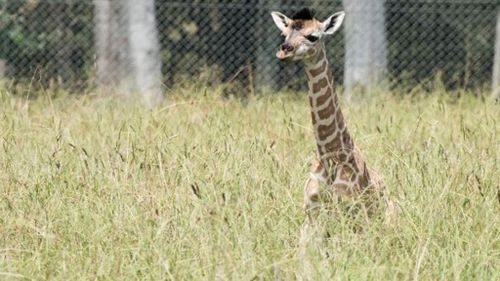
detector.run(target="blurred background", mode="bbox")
[1,0,499,103]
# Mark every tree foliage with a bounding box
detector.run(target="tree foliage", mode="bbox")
[0,0,93,86]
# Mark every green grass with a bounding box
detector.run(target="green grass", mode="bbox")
[0,86,499,280]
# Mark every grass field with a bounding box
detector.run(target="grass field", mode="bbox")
[0,85,499,280]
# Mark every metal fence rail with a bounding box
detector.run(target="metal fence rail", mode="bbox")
[0,0,499,93]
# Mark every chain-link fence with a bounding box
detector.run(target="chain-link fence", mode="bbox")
[1,0,499,93]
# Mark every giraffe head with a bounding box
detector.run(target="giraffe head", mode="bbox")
[271,8,345,62]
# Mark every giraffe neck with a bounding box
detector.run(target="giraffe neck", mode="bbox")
[304,44,355,171]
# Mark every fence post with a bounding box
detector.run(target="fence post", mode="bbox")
[94,0,130,88]
[493,9,500,99]
[342,0,387,101]
[127,0,163,106]
[95,0,163,106]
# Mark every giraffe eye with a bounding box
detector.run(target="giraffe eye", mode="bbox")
[305,35,319,42]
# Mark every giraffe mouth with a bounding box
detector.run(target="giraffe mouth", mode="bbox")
[276,50,294,61]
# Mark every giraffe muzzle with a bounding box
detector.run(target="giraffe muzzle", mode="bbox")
[281,43,295,52]
[276,43,295,61]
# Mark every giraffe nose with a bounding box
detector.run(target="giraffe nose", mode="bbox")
[281,43,294,53]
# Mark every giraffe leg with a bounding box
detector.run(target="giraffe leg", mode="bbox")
[299,158,329,265]
[380,185,398,225]
[363,171,398,224]
[299,172,326,276]
[302,156,326,221]
[303,173,321,217]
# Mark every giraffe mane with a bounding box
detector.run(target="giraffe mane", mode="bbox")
[292,8,315,20]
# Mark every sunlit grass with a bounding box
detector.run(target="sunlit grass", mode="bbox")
[0,85,499,280]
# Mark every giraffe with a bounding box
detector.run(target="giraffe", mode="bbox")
[270,8,395,224]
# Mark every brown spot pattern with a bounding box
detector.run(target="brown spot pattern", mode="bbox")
[317,124,336,141]
[291,21,304,30]
[308,96,314,107]
[306,54,376,190]
[335,109,344,127]
[315,49,325,61]
[344,164,360,182]
[359,163,370,187]
[324,135,342,153]
[309,61,327,77]
[317,144,325,155]
[310,111,317,125]
[312,78,328,92]
[350,172,358,182]
[317,100,334,120]
[332,90,339,102]
[341,131,353,149]
[336,151,349,162]
[339,165,353,181]
[315,88,331,105]
[347,154,357,166]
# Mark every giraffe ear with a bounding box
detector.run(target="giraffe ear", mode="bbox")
[271,11,291,32]
[321,11,345,35]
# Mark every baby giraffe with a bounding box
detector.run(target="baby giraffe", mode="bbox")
[270,8,394,225]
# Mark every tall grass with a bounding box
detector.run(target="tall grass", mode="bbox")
[0,86,499,280]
